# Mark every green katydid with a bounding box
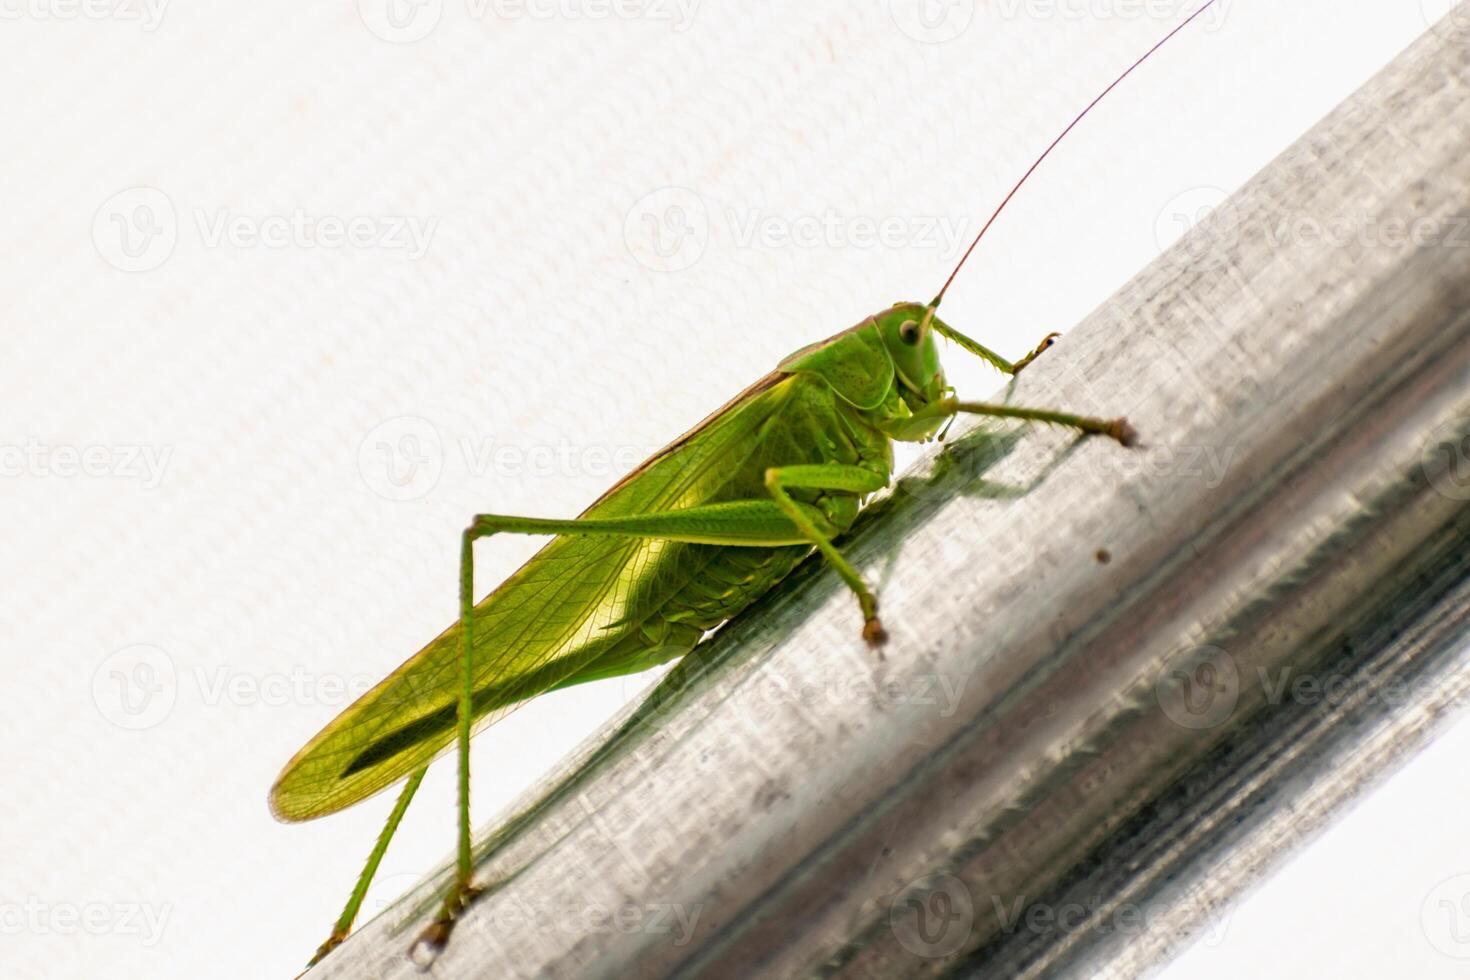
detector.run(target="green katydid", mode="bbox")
[272,3,1217,966]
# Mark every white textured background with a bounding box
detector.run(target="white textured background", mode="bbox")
[4,2,1469,978]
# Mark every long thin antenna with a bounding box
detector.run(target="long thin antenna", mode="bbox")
[931,0,1220,307]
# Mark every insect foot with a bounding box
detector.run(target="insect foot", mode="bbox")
[306,931,348,968]
[1013,332,1062,373]
[1108,418,1140,448]
[409,883,485,969]
[863,616,889,647]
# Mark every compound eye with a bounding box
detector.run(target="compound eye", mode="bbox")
[898,319,921,345]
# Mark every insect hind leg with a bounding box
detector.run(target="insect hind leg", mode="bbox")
[413,501,815,961]
[306,767,426,968]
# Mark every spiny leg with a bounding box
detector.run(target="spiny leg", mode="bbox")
[763,464,890,645]
[306,767,427,967]
[914,396,1137,446]
[914,308,1134,441]
[1012,332,1061,373]
[410,530,489,963]
[412,499,816,959]
[921,304,1059,376]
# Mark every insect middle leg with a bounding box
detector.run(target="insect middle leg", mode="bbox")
[762,464,890,644]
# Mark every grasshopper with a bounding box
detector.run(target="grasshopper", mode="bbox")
[272,3,1216,966]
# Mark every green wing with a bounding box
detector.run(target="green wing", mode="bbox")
[270,372,796,821]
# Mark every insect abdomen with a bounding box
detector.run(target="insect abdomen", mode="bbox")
[662,544,811,630]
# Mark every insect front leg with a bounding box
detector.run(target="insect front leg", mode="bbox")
[1012,332,1062,373]
[926,315,1059,376]
[762,464,890,645]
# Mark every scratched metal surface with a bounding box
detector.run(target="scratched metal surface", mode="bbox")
[305,10,1470,980]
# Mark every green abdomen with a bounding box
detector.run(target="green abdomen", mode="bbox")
[570,372,890,684]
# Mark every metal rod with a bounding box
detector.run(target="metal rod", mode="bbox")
[308,9,1470,978]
